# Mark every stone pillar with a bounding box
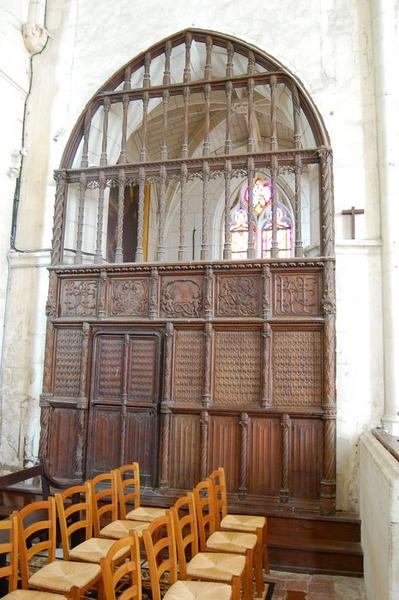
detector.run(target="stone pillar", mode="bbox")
[371,0,399,433]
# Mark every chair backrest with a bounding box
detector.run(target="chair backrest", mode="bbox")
[90,472,119,537]
[142,512,177,600]
[114,463,141,519]
[170,493,199,579]
[55,482,92,560]
[193,478,217,552]
[17,497,57,588]
[0,515,18,592]
[100,532,142,600]
[209,466,228,526]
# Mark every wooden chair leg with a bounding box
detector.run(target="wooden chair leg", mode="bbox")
[262,523,270,574]
[231,575,241,600]
[254,544,264,597]
[243,548,254,600]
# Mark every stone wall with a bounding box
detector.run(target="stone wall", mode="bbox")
[0,0,387,510]
[360,431,399,599]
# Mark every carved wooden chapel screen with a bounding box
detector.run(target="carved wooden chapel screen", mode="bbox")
[40,29,336,515]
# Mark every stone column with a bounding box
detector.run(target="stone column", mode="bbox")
[371,0,399,433]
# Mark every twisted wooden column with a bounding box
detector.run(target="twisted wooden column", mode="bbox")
[200,410,209,479]
[261,323,272,408]
[51,172,67,265]
[280,414,290,503]
[100,97,110,166]
[318,148,335,257]
[119,334,129,465]
[203,322,213,408]
[80,104,92,168]
[75,322,90,480]
[115,168,126,263]
[94,170,105,264]
[239,412,249,499]
[160,322,174,489]
[75,172,87,265]
[135,167,146,262]
[321,259,336,515]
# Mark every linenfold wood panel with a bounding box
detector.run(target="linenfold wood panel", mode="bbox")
[169,414,201,489]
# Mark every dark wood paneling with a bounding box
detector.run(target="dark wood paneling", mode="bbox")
[213,330,261,406]
[273,329,322,408]
[290,418,323,499]
[248,417,281,495]
[48,407,78,478]
[169,414,200,489]
[53,328,82,397]
[128,337,158,403]
[87,406,121,475]
[173,330,204,404]
[125,410,157,486]
[94,335,124,400]
[208,415,240,492]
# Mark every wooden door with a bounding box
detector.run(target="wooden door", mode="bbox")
[86,330,162,485]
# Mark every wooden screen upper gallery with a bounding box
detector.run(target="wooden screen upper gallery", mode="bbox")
[52,29,334,266]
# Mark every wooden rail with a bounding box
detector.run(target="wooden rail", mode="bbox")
[0,463,50,499]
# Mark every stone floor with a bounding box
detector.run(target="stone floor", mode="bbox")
[266,570,366,599]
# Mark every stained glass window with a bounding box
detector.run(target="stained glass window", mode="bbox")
[261,206,292,258]
[229,177,293,258]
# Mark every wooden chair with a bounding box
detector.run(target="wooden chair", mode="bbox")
[0,514,71,599]
[56,482,128,565]
[115,464,167,523]
[100,532,141,600]
[210,466,269,582]
[143,512,234,600]
[172,493,248,599]
[91,472,149,541]
[17,497,101,599]
[193,480,258,600]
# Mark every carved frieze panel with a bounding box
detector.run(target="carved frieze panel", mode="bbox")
[53,328,82,397]
[273,273,321,316]
[60,279,97,317]
[160,276,203,318]
[95,336,124,400]
[128,337,158,403]
[214,330,261,406]
[173,330,204,404]
[109,278,149,317]
[215,274,261,317]
[273,330,322,407]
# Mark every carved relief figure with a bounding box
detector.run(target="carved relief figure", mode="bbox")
[161,279,203,318]
[217,275,260,317]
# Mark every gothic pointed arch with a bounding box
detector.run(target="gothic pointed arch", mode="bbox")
[42,29,336,518]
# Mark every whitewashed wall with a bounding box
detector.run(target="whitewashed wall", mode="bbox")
[360,431,399,600]
[0,0,386,511]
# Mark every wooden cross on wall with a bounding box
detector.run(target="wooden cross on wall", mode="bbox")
[342,206,364,239]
